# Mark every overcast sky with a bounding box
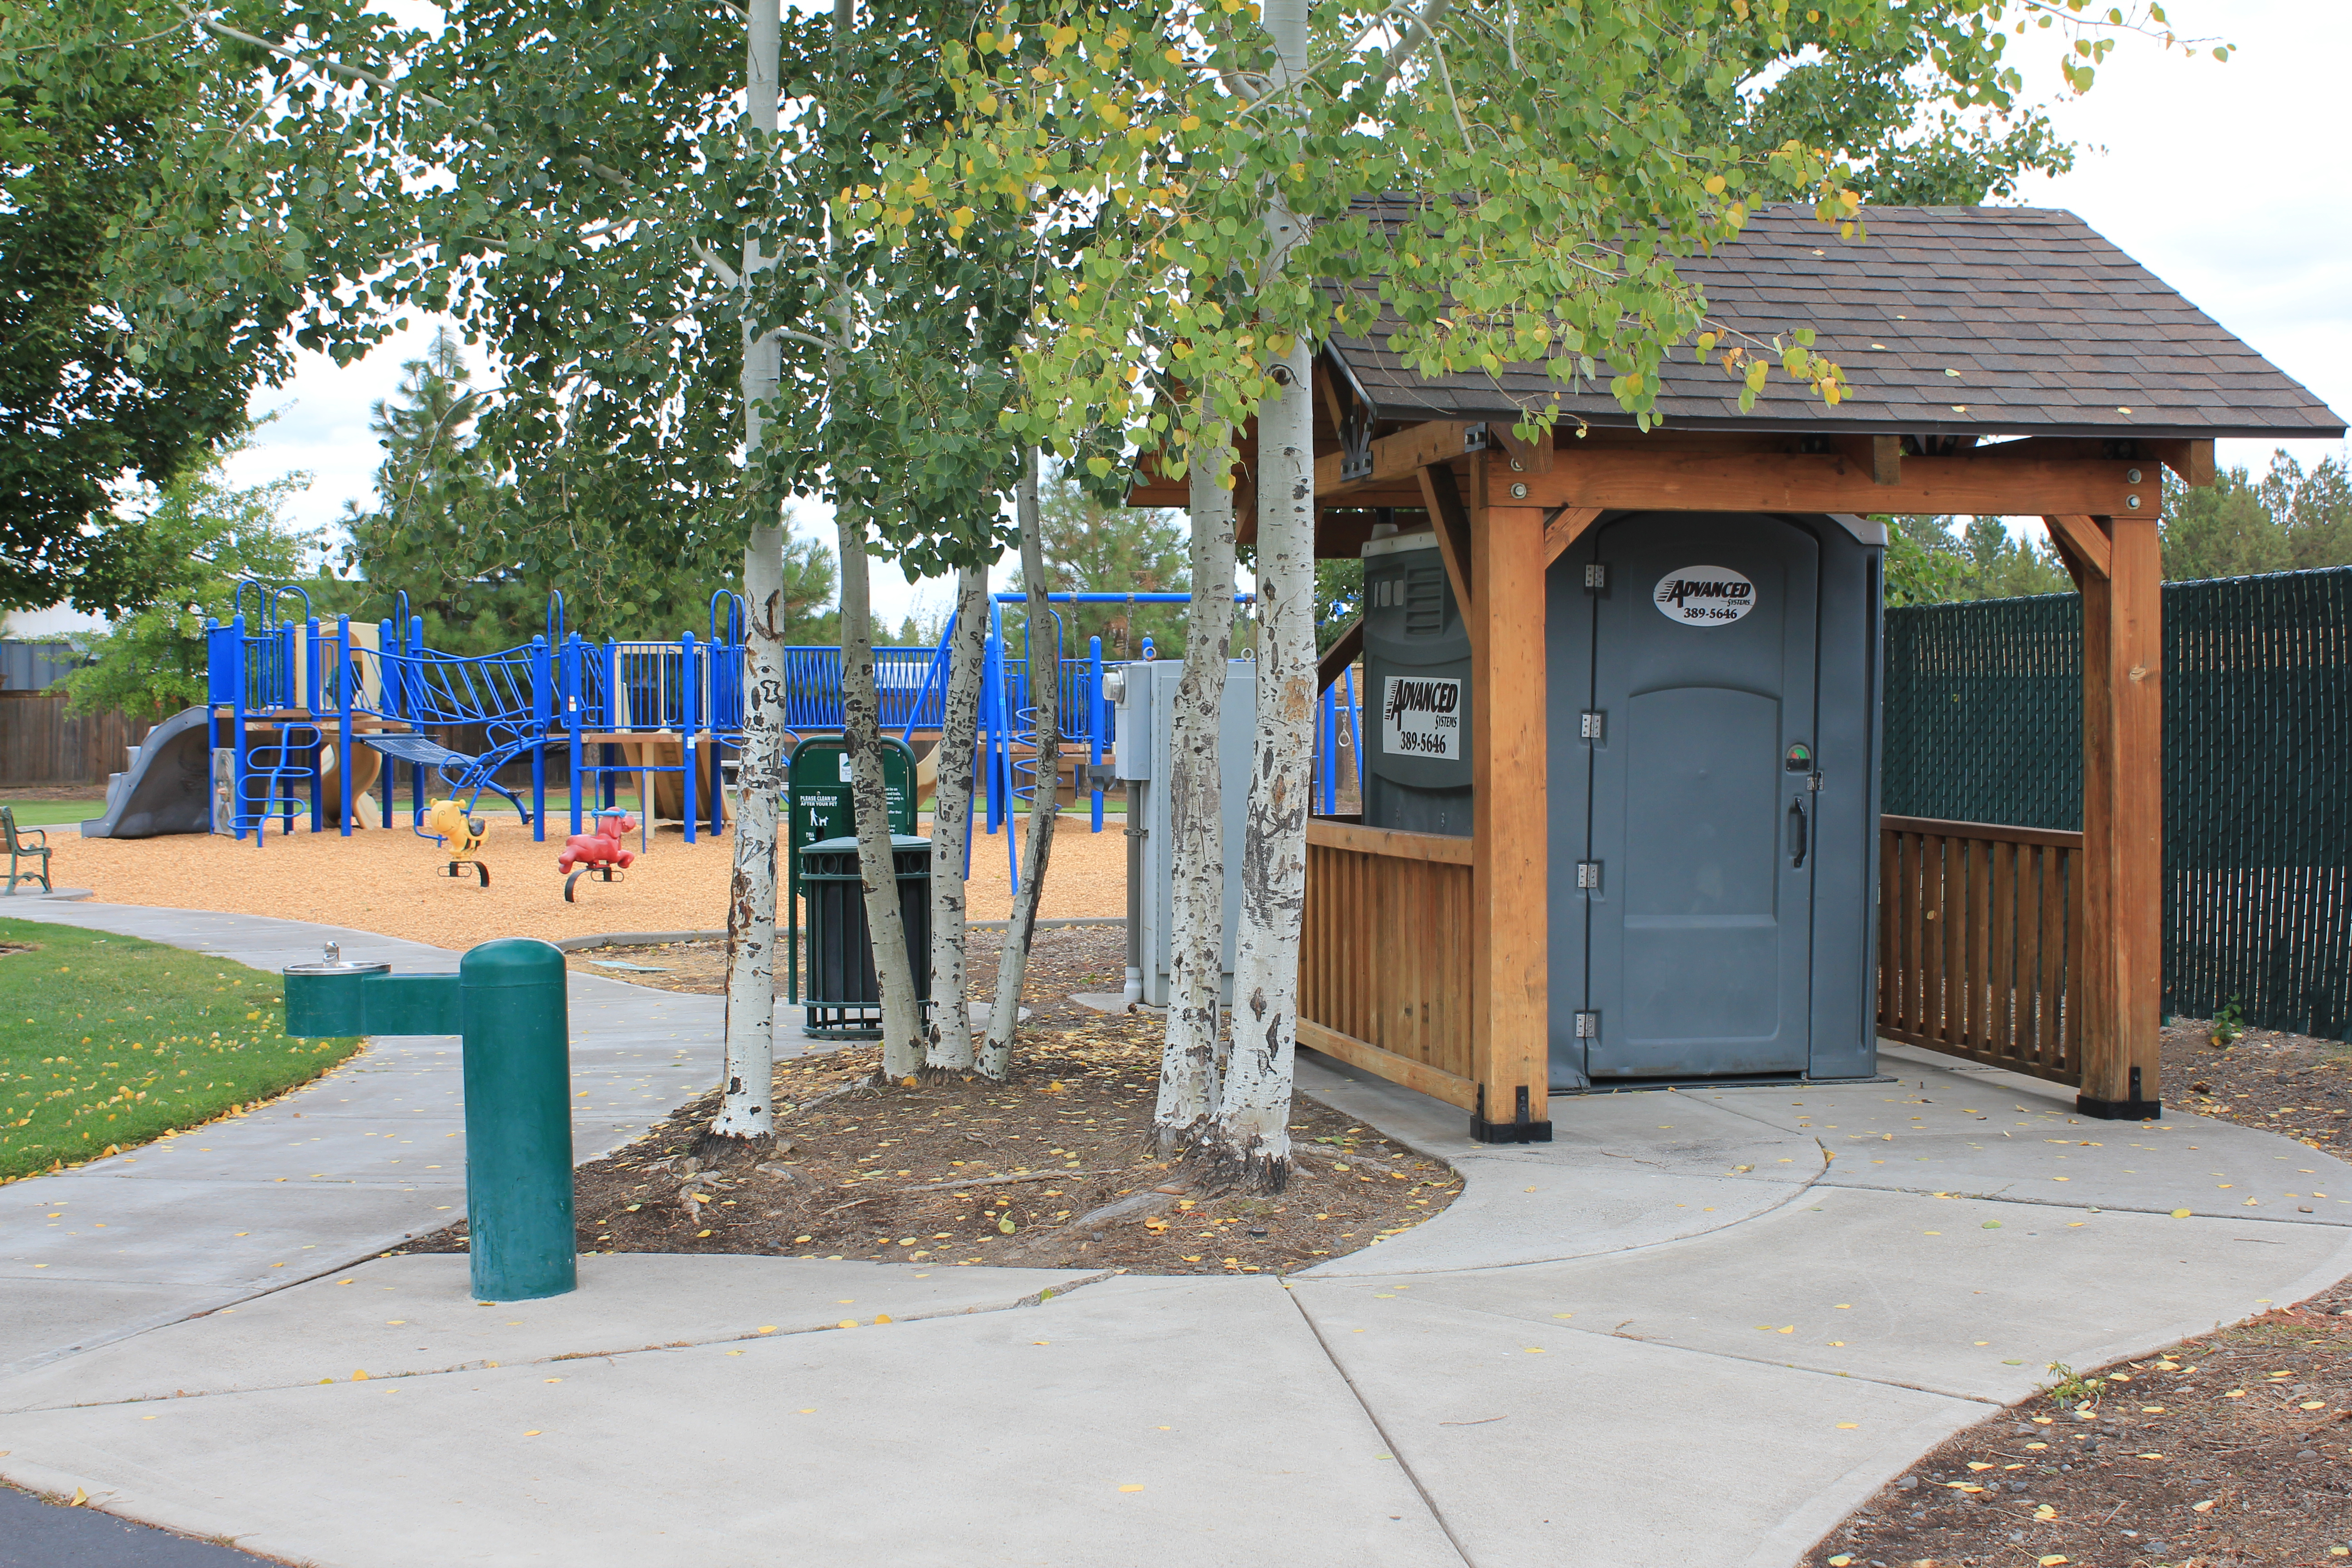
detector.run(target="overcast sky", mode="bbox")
[168,0,2348,637]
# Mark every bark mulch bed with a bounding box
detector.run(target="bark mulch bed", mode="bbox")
[1805,1282,2352,1568]
[2164,1015,2351,1159]
[415,926,1460,1275]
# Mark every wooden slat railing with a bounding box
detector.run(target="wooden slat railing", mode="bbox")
[1879,814,2084,1085]
[1299,818,1477,1108]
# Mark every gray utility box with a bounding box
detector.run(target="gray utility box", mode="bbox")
[1113,657,1256,1009]
[1547,511,1884,1090]
[1361,530,1472,836]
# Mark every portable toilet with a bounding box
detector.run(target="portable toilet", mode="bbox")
[1359,511,1884,1090]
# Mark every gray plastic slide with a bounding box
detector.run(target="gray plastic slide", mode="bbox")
[81,706,214,838]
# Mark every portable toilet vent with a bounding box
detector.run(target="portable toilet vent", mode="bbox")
[1360,526,1472,836]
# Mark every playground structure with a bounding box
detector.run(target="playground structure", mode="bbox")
[557,810,637,902]
[185,584,1359,865]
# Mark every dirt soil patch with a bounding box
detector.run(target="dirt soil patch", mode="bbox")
[1806,1276,2352,1568]
[2165,1015,2351,1159]
[411,926,1460,1275]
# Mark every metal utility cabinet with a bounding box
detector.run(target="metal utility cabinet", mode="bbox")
[1112,657,1256,1009]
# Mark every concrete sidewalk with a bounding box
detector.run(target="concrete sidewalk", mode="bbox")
[4,906,2349,1567]
[0,902,764,1375]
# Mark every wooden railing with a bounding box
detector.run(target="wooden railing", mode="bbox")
[1879,814,2084,1085]
[1298,818,1476,1109]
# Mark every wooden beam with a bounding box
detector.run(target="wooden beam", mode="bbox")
[1541,507,1603,569]
[2075,513,2164,1120]
[1316,619,1363,696]
[1417,464,1476,620]
[1467,454,1550,1142]
[1316,420,1486,497]
[1488,422,1553,476]
[1831,435,1902,485]
[1306,817,1475,865]
[2148,438,2215,488]
[1511,447,2157,518]
[1298,1020,1477,1111]
[2041,514,2113,580]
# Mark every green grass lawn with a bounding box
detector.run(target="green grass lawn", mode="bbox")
[2,799,102,830]
[0,920,363,1181]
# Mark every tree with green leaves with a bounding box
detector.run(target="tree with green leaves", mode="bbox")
[57,452,321,716]
[0,0,402,615]
[1887,514,2072,602]
[338,328,842,651]
[888,0,2206,1188]
[1020,463,1189,658]
[2163,450,2352,582]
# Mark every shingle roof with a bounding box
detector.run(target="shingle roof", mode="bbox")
[1327,205,2344,441]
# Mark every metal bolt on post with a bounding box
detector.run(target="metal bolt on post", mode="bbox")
[283,937,576,1302]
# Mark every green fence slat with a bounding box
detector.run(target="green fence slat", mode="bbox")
[1883,565,2352,1041]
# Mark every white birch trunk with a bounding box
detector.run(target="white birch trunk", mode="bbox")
[925,564,988,1073]
[980,450,1057,1081]
[713,0,784,1142]
[1152,420,1237,1155]
[837,505,929,1080]
[1204,0,1313,1191]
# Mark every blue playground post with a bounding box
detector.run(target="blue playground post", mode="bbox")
[337,614,356,835]
[1088,634,1104,833]
[565,632,585,838]
[230,610,249,841]
[1343,663,1362,801]
[681,629,698,846]
[529,634,550,842]
[1318,680,1335,815]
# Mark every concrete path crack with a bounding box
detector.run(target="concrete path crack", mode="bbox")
[1284,1284,1480,1568]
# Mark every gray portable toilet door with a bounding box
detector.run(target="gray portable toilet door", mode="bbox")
[1579,513,1820,1079]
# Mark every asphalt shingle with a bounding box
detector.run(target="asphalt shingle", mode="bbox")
[1326,205,2342,441]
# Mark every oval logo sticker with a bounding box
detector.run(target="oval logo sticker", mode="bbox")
[1654,564,1755,626]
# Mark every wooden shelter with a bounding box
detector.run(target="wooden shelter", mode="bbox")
[1130,205,2344,1142]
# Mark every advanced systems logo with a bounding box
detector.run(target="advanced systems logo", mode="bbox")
[1653,564,1756,627]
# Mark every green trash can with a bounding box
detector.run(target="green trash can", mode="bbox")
[797,833,932,1039]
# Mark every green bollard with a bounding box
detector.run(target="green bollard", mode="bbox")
[459,939,575,1302]
[284,938,577,1303]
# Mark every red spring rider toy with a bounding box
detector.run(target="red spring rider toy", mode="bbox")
[559,810,637,902]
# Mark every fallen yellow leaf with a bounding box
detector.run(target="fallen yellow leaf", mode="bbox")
[1118,1484,1144,1492]
[69,1489,87,1507]
[2192,1499,2217,1513]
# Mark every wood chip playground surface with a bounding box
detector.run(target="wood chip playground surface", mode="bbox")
[34,812,1127,951]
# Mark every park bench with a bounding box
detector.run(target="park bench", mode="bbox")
[3,806,51,893]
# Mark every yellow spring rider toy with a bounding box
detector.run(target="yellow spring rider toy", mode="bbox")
[424,798,491,887]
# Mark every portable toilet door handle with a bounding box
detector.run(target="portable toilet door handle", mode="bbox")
[1787,795,1809,869]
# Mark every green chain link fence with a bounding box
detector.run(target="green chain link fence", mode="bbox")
[1884,565,2352,1041]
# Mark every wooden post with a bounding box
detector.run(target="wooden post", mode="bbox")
[1467,455,1551,1142]
[2074,513,2164,1118]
